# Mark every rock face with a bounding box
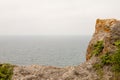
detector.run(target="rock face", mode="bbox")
[86,19,120,60]
[12,19,120,80]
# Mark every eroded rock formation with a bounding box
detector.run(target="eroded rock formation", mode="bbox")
[86,19,120,60]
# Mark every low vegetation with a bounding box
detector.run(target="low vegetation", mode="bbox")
[0,63,14,80]
[93,41,104,56]
[91,41,104,58]
[93,63,104,79]
[112,40,120,72]
[100,52,112,65]
[93,40,120,79]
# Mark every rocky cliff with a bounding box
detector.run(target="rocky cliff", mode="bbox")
[11,19,120,80]
[86,19,120,60]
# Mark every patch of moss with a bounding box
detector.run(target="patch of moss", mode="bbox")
[0,63,14,80]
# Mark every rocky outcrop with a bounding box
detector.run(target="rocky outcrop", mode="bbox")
[86,19,120,60]
[12,19,120,80]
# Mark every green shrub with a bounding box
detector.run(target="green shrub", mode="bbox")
[93,63,103,70]
[112,51,120,72]
[0,63,14,80]
[111,40,120,72]
[92,41,104,56]
[114,40,120,48]
[93,63,103,79]
[93,40,120,79]
[101,53,112,65]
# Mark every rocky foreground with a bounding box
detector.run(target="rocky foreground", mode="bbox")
[12,58,112,80]
[11,19,120,80]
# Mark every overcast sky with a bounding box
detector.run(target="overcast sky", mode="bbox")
[0,0,120,35]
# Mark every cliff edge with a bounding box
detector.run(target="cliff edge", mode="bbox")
[86,19,120,60]
[11,19,120,80]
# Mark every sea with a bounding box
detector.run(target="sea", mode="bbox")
[0,35,91,67]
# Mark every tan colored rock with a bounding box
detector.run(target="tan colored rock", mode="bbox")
[86,19,120,60]
[12,58,114,80]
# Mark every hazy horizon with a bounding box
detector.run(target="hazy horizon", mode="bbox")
[0,35,90,66]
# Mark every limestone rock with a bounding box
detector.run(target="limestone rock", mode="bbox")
[86,19,120,60]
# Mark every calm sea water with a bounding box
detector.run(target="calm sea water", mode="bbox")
[0,35,91,67]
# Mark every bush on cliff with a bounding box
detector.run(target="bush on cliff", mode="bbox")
[93,40,120,79]
[92,41,104,56]
[0,63,14,80]
[100,52,112,65]
[112,40,120,72]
